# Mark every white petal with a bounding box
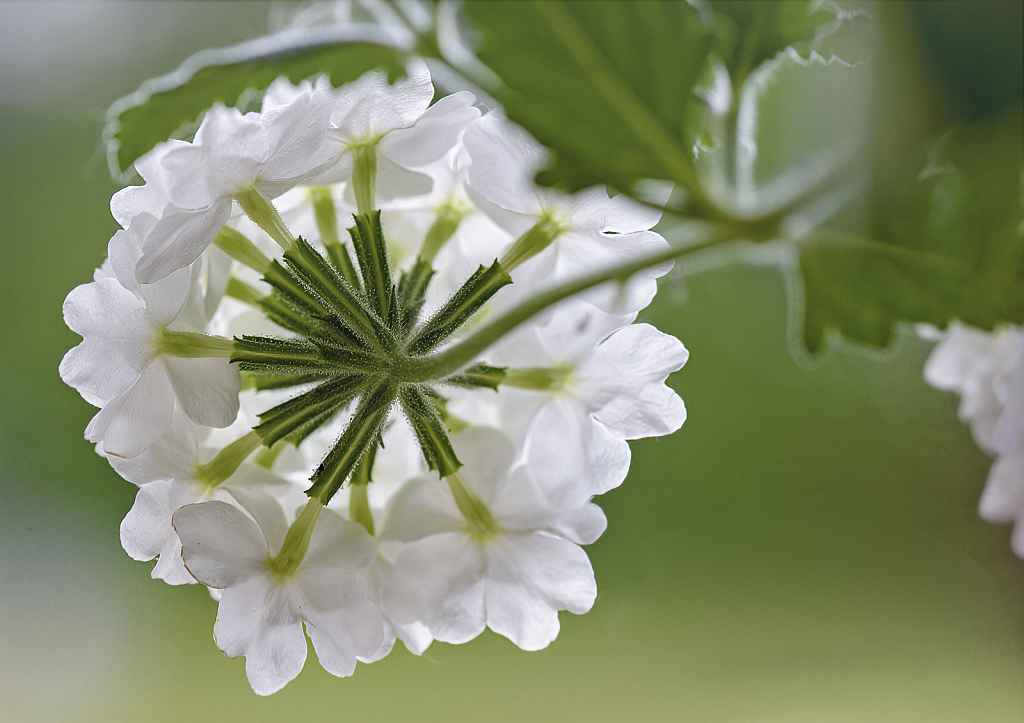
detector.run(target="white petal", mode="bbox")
[372,154,433,202]
[484,533,597,651]
[380,476,465,543]
[589,324,689,439]
[223,488,290,557]
[329,62,433,139]
[449,427,517,507]
[135,202,232,284]
[380,91,480,168]
[172,500,268,588]
[60,337,145,403]
[108,411,198,484]
[111,183,165,227]
[495,468,608,545]
[163,107,267,205]
[464,112,545,218]
[85,360,176,459]
[302,510,378,571]
[62,278,149,339]
[978,450,1024,524]
[383,532,486,645]
[120,480,199,585]
[163,355,241,428]
[214,577,307,696]
[298,568,384,677]
[527,400,631,506]
[258,90,335,186]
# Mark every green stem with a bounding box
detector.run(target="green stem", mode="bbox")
[225,276,265,307]
[447,472,501,540]
[349,483,375,536]
[403,229,731,381]
[310,186,341,246]
[270,498,323,576]
[503,366,571,391]
[235,188,295,251]
[499,215,565,272]
[351,144,378,217]
[254,440,287,470]
[213,226,272,275]
[421,201,467,262]
[195,430,263,488]
[157,330,235,359]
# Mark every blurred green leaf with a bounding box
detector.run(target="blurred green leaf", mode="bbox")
[799,110,1024,351]
[105,27,408,175]
[710,0,859,88]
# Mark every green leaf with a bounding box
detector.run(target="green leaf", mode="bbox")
[799,111,1024,352]
[105,26,408,175]
[462,0,848,203]
[709,0,863,89]
[463,0,716,197]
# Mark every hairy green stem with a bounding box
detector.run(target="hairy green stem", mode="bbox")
[196,431,263,488]
[403,229,730,381]
[158,330,235,359]
[213,226,272,275]
[235,188,295,251]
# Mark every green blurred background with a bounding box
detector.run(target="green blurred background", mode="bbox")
[1,2,1021,721]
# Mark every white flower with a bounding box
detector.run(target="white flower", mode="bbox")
[108,411,292,585]
[453,300,688,506]
[464,112,671,314]
[315,61,480,203]
[380,427,606,651]
[924,323,1024,557]
[130,89,336,283]
[173,499,384,695]
[59,239,240,458]
[924,322,1022,455]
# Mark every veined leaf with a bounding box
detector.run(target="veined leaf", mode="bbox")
[105,25,408,175]
[799,111,1024,352]
[462,0,849,203]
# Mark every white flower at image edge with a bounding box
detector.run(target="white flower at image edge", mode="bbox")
[59,230,240,458]
[924,323,1024,557]
[173,499,384,695]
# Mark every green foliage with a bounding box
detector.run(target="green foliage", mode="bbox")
[465,0,715,197]
[800,111,1024,351]
[710,0,856,87]
[104,0,1023,356]
[105,29,407,174]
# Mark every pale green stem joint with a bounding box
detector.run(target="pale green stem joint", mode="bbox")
[421,201,467,263]
[235,188,295,251]
[351,144,378,217]
[225,276,266,308]
[447,472,501,541]
[349,484,375,537]
[270,498,324,577]
[213,226,271,275]
[503,366,572,391]
[254,440,288,470]
[195,431,263,489]
[157,329,235,359]
[309,186,341,247]
[499,214,566,272]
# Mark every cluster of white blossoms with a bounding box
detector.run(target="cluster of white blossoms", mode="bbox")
[60,62,688,694]
[922,323,1024,556]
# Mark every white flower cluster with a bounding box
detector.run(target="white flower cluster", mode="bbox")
[923,323,1024,556]
[60,63,687,694]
